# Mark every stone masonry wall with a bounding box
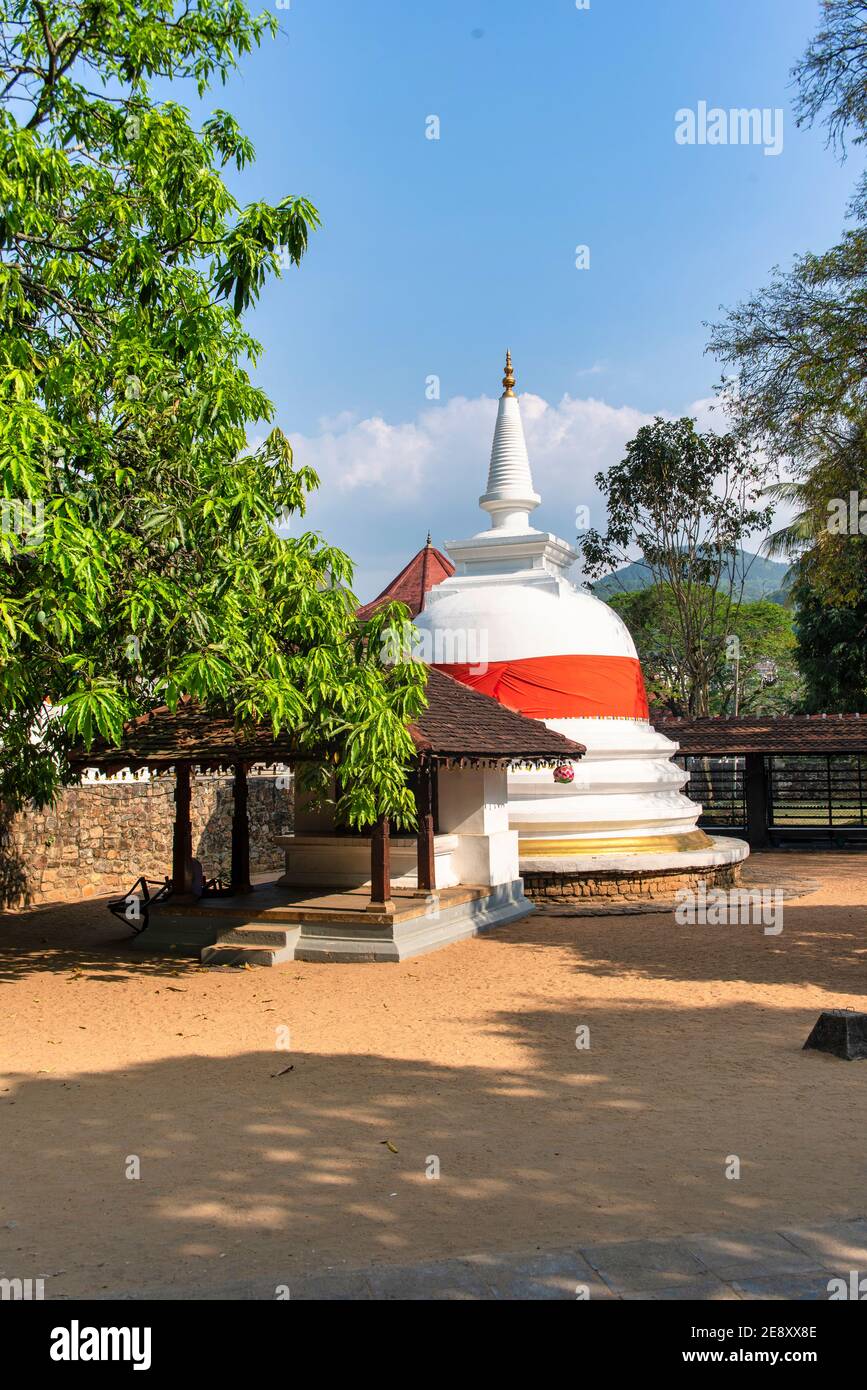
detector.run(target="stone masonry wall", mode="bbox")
[522,862,743,906]
[0,774,294,910]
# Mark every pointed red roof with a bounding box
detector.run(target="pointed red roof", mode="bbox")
[357,538,455,622]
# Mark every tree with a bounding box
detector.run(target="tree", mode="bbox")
[708,1,867,466]
[719,599,803,715]
[0,1,426,825]
[605,586,688,715]
[608,586,802,716]
[707,1,867,709]
[792,577,867,712]
[763,423,867,609]
[794,0,867,158]
[706,237,867,468]
[579,417,773,715]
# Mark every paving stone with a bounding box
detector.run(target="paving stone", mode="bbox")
[84,1216,867,1301]
[466,1249,615,1301]
[622,1279,741,1301]
[731,1273,839,1301]
[580,1238,711,1294]
[365,1259,495,1301]
[778,1218,867,1272]
[681,1231,823,1280]
[288,1270,374,1301]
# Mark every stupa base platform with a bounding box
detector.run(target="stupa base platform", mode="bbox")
[520,834,749,905]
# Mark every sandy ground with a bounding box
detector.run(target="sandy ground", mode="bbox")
[1,851,866,1299]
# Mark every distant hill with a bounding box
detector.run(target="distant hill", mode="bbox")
[591,550,792,605]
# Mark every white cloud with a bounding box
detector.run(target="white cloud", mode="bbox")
[279,389,752,599]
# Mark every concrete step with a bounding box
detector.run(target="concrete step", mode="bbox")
[216,926,298,948]
[201,924,300,968]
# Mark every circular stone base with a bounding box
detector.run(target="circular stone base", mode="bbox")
[520,835,749,906]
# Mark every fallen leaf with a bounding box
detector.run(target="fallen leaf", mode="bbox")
[380,1139,399,1154]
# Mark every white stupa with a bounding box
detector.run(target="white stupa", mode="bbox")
[414,353,748,885]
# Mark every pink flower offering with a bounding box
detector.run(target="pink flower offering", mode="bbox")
[553,764,574,785]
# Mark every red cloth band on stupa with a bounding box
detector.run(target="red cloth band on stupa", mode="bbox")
[432,654,649,720]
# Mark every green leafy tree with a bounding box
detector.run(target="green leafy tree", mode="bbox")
[793,576,867,712]
[719,598,803,715]
[708,1,867,466]
[0,0,425,824]
[608,586,802,716]
[605,585,690,715]
[763,424,867,611]
[708,2,867,708]
[579,417,773,715]
[706,236,867,469]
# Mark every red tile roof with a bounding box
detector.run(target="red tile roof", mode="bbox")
[357,539,454,622]
[69,669,585,770]
[656,714,867,756]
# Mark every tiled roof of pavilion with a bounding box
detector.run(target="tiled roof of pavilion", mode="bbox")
[409,668,584,763]
[656,714,867,756]
[356,538,454,622]
[69,669,584,771]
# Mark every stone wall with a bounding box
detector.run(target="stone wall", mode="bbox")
[522,862,743,906]
[0,774,294,910]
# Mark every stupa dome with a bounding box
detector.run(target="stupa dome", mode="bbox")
[416,577,647,720]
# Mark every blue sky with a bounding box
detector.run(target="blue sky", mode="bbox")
[190,0,859,595]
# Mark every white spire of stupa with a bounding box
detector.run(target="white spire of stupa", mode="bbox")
[479,351,541,532]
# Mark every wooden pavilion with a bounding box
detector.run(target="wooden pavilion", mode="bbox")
[70,669,584,963]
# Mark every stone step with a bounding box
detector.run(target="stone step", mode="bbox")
[201,924,301,968]
[216,926,298,948]
[201,941,296,968]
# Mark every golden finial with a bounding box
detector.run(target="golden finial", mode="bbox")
[502,349,516,397]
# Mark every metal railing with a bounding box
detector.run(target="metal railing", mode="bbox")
[678,756,746,829]
[677,753,867,843]
[768,755,867,830]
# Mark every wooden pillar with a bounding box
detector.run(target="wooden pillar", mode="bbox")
[231,761,252,895]
[415,761,436,894]
[744,752,770,849]
[367,815,393,911]
[172,760,195,896]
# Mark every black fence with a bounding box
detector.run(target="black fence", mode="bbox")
[678,756,745,829]
[676,754,867,846]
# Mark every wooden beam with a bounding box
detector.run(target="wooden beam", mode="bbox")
[230,761,252,895]
[367,815,394,912]
[415,761,436,893]
[172,760,195,896]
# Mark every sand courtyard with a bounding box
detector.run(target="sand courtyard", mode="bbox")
[1,851,866,1299]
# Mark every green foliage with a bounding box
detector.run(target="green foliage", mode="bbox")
[609,585,803,717]
[708,4,867,704]
[709,1,867,466]
[723,598,803,715]
[792,573,867,712]
[579,417,773,715]
[794,0,867,157]
[764,423,867,608]
[0,1,426,823]
[707,232,867,468]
